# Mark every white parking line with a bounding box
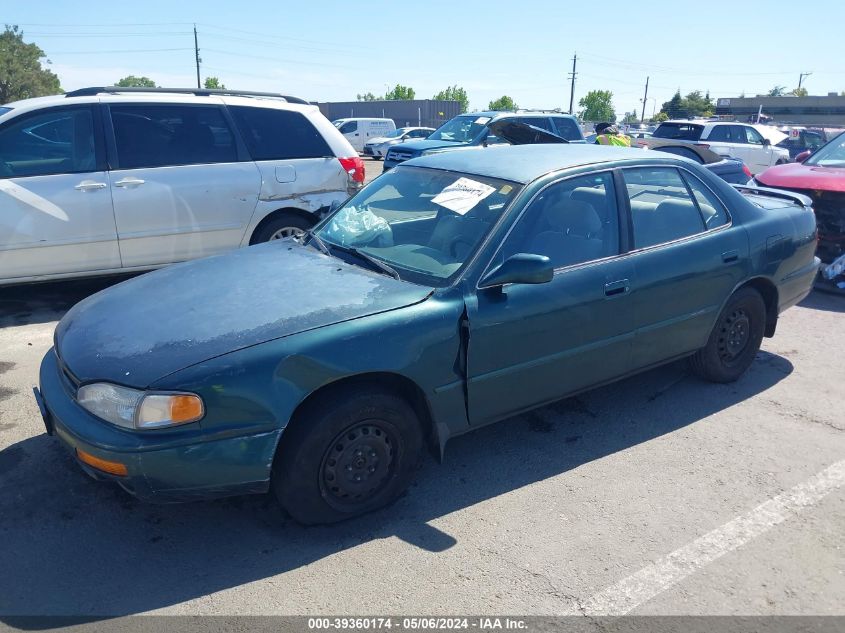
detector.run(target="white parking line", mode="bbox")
[570,458,845,616]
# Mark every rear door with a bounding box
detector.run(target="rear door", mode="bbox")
[107,102,259,267]
[621,165,747,369]
[703,124,745,161]
[0,104,120,280]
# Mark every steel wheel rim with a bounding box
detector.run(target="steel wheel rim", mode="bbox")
[319,421,397,510]
[718,307,751,363]
[270,227,305,240]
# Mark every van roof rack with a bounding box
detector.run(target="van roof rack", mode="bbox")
[516,108,564,114]
[63,86,310,105]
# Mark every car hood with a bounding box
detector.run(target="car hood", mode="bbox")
[390,138,470,153]
[757,162,845,192]
[55,243,433,387]
[367,136,396,145]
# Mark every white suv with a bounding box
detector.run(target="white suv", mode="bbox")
[0,87,363,286]
[651,120,789,174]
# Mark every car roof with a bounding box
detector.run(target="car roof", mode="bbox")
[403,144,659,184]
[457,110,577,120]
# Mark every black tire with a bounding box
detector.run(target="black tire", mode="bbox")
[689,287,766,383]
[251,212,314,244]
[272,385,424,525]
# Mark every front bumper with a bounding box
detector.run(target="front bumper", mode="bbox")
[36,348,281,502]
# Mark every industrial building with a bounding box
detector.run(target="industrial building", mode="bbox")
[316,99,462,129]
[714,94,845,126]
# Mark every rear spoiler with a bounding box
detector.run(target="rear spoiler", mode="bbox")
[731,184,813,208]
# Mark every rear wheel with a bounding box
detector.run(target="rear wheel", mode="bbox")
[272,386,423,525]
[251,212,314,244]
[689,287,766,383]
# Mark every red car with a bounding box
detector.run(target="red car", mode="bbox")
[755,132,845,270]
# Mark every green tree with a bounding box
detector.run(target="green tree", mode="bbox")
[622,110,639,124]
[356,92,377,101]
[204,76,225,90]
[767,85,786,97]
[659,90,685,119]
[789,87,808,97]
[433,85,469,113]
[115,75,156,88]
[384,84,415,100]
[682,90,714,117]
[652,112,669,123]
[0,25,61,103]
[488,95,518,111]
[578,89,615,122]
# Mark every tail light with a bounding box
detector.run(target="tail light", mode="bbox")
[338,156,365,186]
[742,164,753,179]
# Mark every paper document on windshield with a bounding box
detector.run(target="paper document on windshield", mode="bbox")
[432,177,496,215]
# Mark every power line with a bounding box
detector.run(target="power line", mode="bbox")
[46,48,193,55]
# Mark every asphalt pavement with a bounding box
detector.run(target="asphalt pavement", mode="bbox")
[0,248,843,618]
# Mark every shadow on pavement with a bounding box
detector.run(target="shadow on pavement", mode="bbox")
[0,351,793,619]
[0,275,140,328]
[799,288,845,313]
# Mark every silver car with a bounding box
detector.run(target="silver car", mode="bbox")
[0,87,363,286]
[363,127,434,160]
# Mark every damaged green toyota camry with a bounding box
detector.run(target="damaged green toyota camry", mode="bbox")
[35,145,819,524]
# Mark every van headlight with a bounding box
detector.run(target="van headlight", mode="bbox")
[77,383,204,430]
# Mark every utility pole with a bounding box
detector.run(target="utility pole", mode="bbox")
[640,76,649,123]
[568,53,577,115]
[798,71,812,90]
[194,24,201,89]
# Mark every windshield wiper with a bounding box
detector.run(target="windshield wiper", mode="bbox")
[331,243,401,280]
[304,230,330,255]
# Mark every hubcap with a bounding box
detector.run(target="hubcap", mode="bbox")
[269,227,305,240]
[320,421,397,510]
[718,308,751,362]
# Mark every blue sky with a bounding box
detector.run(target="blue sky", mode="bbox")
[8,0,845,117]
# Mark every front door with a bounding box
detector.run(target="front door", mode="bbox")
[620,165,748,369]
[107,103,259,267]
[466,170,636,426]
[0,104,120,280]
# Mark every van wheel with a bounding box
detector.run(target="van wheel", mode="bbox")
[689,287,765,383]
[251,213,314,244]
[272,385,423,525]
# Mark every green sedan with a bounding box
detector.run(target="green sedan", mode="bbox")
[35,145,819,524]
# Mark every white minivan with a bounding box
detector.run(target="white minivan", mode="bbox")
[332,118,396,153]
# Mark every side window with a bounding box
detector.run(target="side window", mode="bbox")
[412,129,429,138]
[500,172,619,269]
[707,125,733,142]
[230,106,332,160]
[551,117,582,141]
[623,167,706,249]
[338,121,358,134]
[681,171,730,229]
[110,104,237,169]
[517,117,553,132]
[0,107,98,178]
[744,126,764,145]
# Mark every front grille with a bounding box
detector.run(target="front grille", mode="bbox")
[775,187,845,263]
[387,150,414,163]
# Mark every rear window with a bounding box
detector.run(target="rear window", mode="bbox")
[550,117,583,141]
[0,107,12,117]
[230,106,332,160]
[653,122,704,141]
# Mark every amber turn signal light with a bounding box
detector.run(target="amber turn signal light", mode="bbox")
[76,448,128,477]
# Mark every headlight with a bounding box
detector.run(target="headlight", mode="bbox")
[77,383,203,430]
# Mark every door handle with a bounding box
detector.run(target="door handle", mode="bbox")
[114,178,145,188]
[721,250,739,263]
[74,181,107,191]
[604,279,630,297]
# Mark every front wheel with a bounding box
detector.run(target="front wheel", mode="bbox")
[689,287,766,383]
[272,386,424,524]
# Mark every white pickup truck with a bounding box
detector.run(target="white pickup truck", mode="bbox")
[650,120,789,175]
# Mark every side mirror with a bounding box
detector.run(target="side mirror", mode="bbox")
[479,253,554,288]
[795,150,812,163]
[762,138,771,147]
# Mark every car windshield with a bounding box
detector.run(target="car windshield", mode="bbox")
[0,107,12,117]
[426,115,490,144]
[653,122,704,141]
[804,133,845,168]
[315,166,522,286]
